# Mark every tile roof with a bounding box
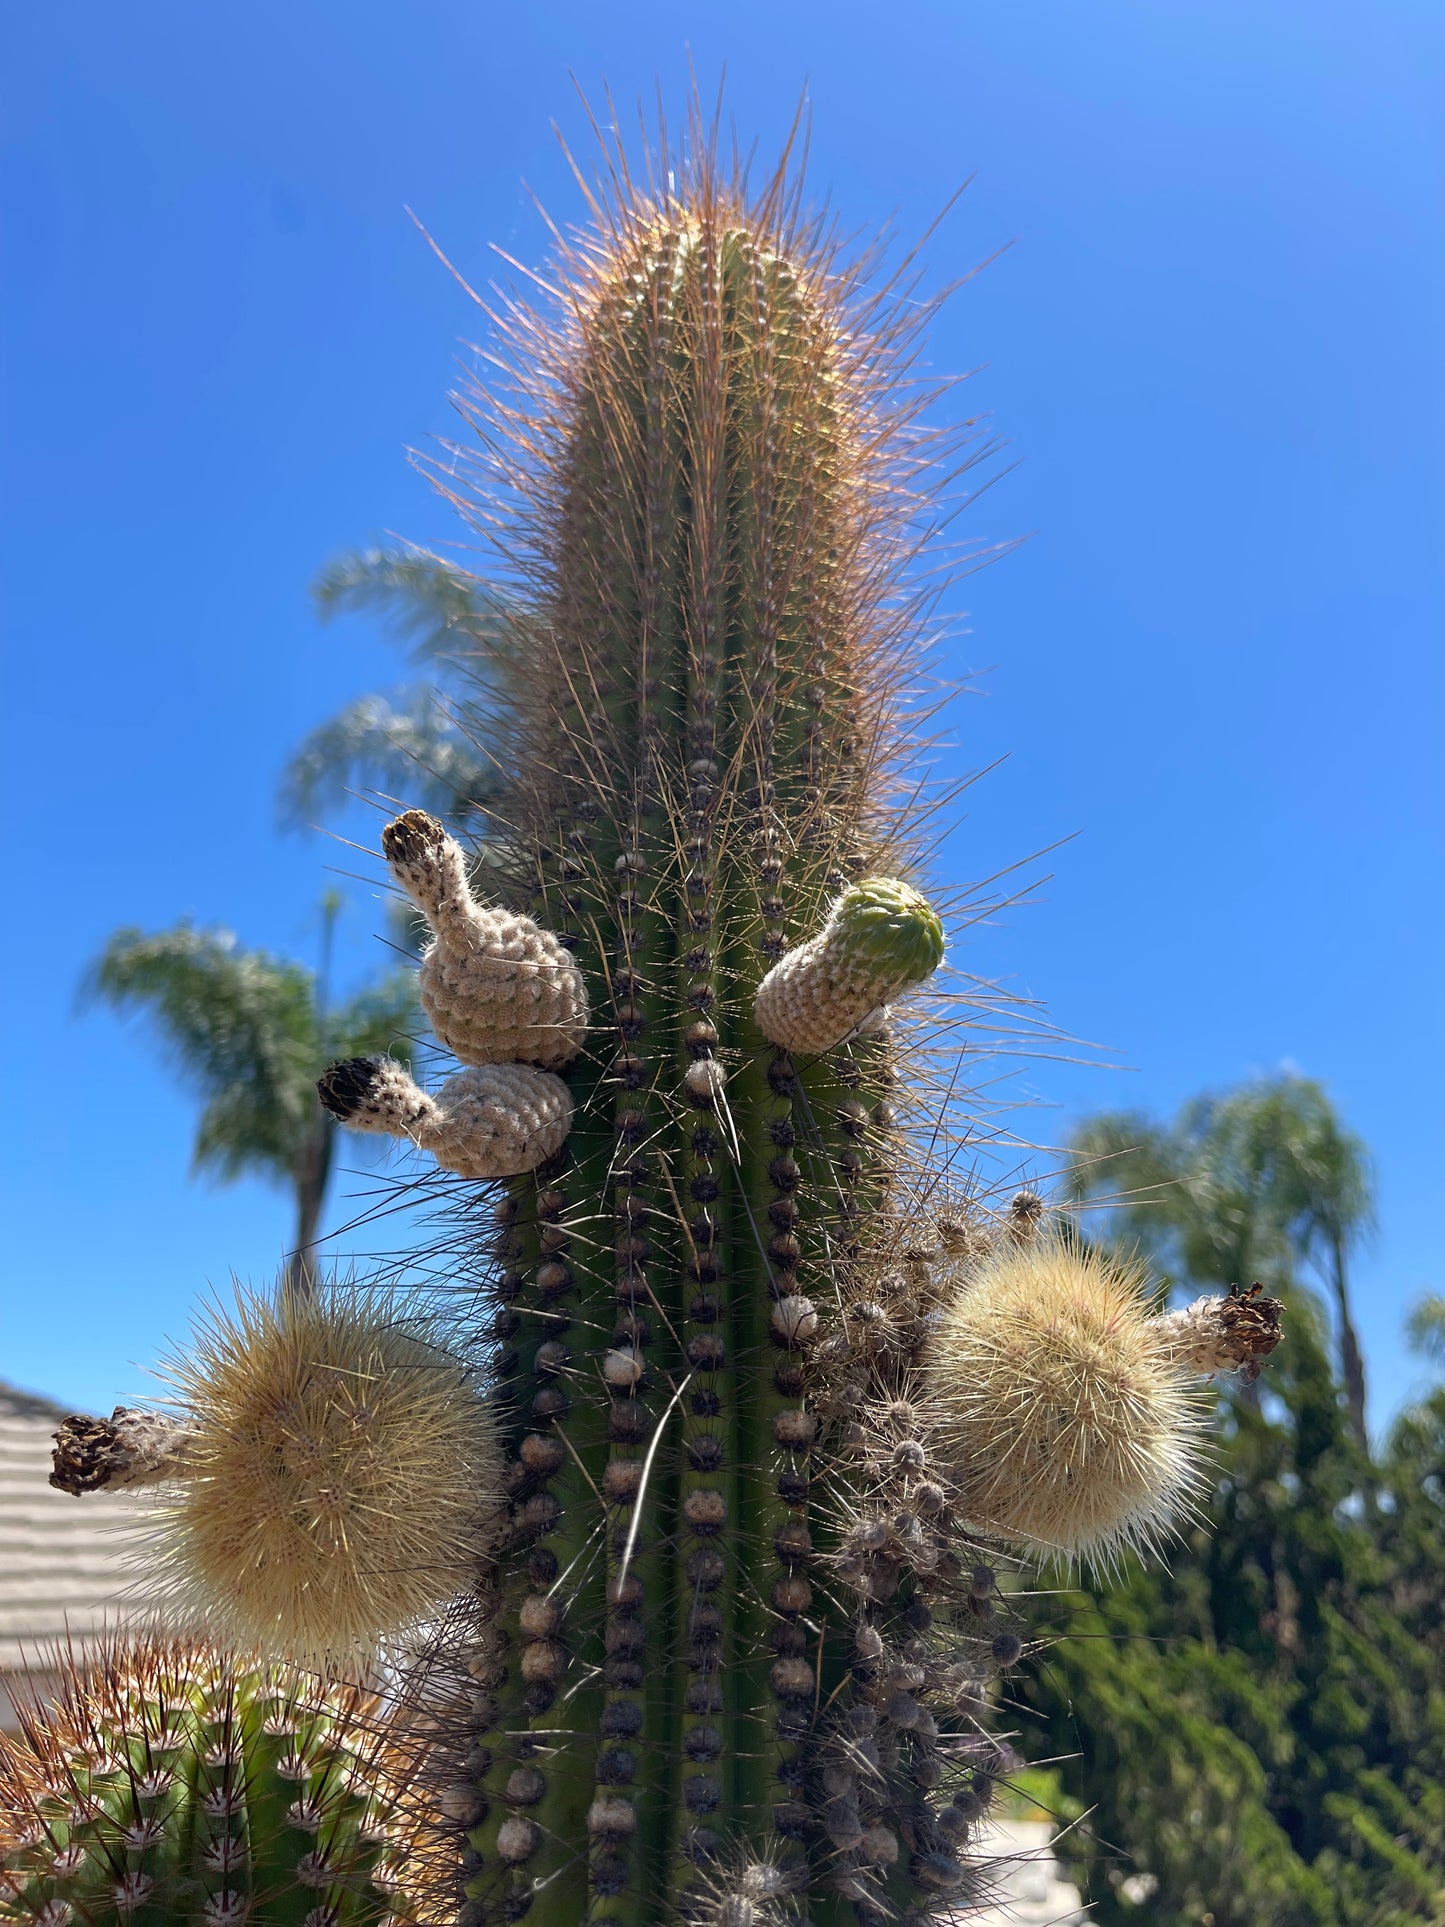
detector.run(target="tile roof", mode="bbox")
[0,1382,158,1673]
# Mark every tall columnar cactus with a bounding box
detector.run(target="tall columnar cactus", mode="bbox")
[0,1640,429,1927]
[42,134,1284,1927]
[346,157,1277,1927]
[414,166,983,1927]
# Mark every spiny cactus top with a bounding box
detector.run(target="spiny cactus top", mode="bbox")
[928,1237,1210,1565]
[51,1288,504,1676]
[0,1639,429,1927]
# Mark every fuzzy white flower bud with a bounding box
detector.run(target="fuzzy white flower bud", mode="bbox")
[318,1057,572,1180]
[382,810,587,1069]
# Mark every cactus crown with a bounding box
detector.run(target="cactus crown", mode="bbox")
[0,1639,427,1927]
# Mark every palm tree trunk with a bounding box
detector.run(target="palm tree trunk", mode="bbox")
[1331,1229,1369,1450]
[285,1118,334,1297]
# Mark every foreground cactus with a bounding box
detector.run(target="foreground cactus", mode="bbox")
[42,124,1284,1927]
[0,1639,429,1927]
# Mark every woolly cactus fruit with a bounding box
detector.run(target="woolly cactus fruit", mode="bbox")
[317,1058,572,1181]
[1157,1282,1284,1379]
[0,1637,424,1927]
[754,878,946,1054]
[926,1237,1211,1565]
[382,810,587,1070]
[100,1287,502,1673]
[48,1409,193,1495]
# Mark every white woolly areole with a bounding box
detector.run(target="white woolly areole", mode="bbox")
[383,810,587,1069]
[771,1295,818,1344]
[603,1346,644,1388]
[684,1058,728,1101]
[927,1238,1208,1568]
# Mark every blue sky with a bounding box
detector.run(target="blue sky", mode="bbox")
[2,0,1440,1434]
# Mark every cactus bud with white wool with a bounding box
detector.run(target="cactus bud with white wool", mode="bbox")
[317,1054,573,1180]
[754,877,945,1054]
[382,806,588,1069]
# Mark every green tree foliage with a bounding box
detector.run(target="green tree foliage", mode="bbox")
[1406,1296,1445,1367]
[1069,1076,1374,1442]
[1385,1308,1445,1684]
[84,906,417,1291]
[1019,1083,1445,1924]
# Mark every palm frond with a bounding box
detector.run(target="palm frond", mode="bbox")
[1405,1294,1445,1366]
[277,689,505,830]
[310,546,529,668]
[84,923,321,1187]
[326,970,422,1064]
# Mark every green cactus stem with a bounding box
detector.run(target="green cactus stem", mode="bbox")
[417,137,998,1927]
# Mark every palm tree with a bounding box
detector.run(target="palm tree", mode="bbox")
[1066,1101,1296,1297]
[83,898,418,1294]
[277,546,525,835]
[1069,1075,1375,1448]
[1210,1077,1375,1448]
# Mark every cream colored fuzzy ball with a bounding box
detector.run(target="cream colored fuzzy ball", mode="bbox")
[382,810,587,1069]
[153,1287,502,1672]
[927,1238,1206,1566]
